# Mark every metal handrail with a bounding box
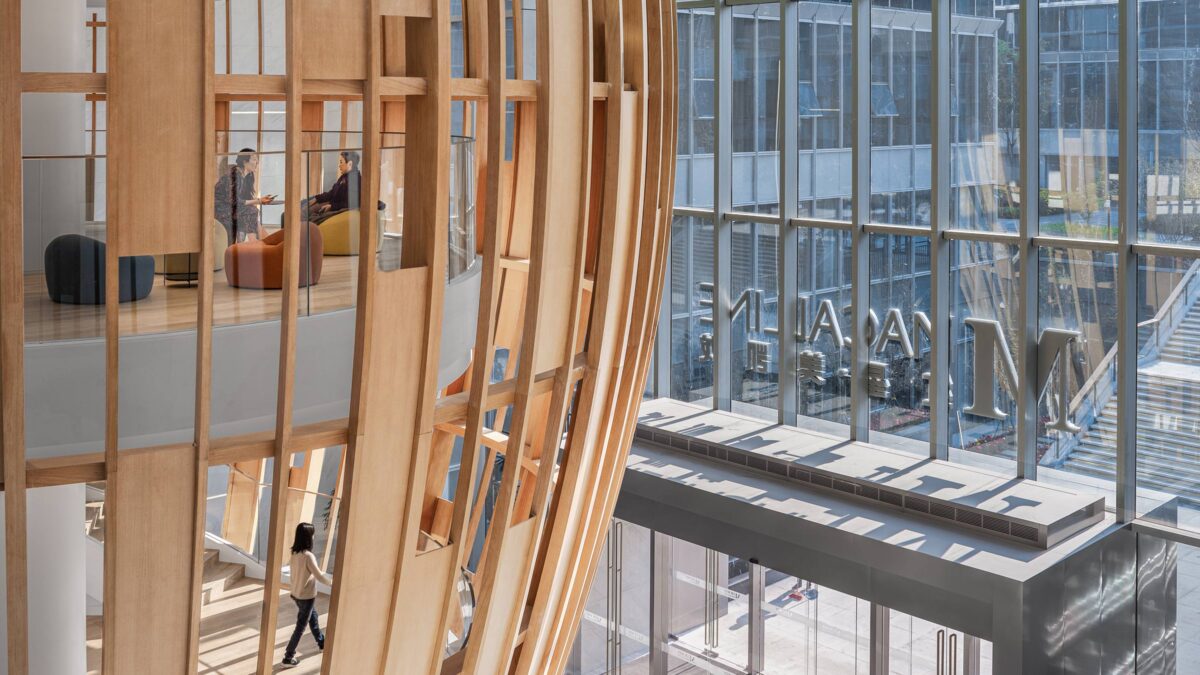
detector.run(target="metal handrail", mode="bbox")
[1047,258,1200,464]
[228,464,339,503]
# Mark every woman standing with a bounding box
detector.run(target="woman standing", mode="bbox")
[282,522,332,668]
[215,148,276,245]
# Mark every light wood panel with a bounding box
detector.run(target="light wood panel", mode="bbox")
[110,444,197,673]
[107,0,205,256]
[520,4,676,670]
[256,0,307,667]
[5,0,678,672]
[324,267,429,673]
[0,0,28,667]
[302,0,368,80]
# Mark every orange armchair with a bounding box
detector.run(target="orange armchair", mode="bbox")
[224,223,324,289]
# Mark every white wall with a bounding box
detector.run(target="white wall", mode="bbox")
[21,0,87,274]
[0,485,88,675]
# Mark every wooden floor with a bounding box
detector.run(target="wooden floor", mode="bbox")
[87,578,332,674]
[25,256,359,343]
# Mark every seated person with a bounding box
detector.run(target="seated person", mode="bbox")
[302,150,361,222]
[215,148,276,244]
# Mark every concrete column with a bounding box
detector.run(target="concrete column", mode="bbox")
[0,485,88,675]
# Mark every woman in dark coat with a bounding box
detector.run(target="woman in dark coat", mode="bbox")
[215,148,275,245]
[304,151,361,221]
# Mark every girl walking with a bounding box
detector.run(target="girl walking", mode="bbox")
[282,523,332,668]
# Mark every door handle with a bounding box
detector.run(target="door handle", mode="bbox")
[937,629,945,675]
[949,633,958,675]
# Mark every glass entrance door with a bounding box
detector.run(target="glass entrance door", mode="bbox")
[886,608,992,675]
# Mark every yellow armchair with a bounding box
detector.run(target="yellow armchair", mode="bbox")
[317,209,360,256]
[154,220,230,282]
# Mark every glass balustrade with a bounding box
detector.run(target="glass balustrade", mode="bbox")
[21,136,475,344]
[21,136,476,449]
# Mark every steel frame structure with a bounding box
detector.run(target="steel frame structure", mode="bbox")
[659,0,1200,543]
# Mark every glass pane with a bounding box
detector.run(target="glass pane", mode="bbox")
[1039,1,1118,241]
[665,538,750,673]
[212,146,283,439]
[870,3,932,227]
[618,522,653,673]
[948,240,1019,467]
[763,569,870,675]
[951,4,1015,233]
[795,227,853,432]
[731,5,780,215]
[869,234,933,455]
[1139,0,1200,245]
[670,215,715,405]
[1033,247,1119,508]
[22,154,108,458]
[1135,253,1200,530]
[730,221,779,420]
[22,0,104,73]
[677,8,717,209]
[886,607,993,675]
[796,6,854,220]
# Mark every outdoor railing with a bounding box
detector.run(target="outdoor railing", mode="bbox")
[1043,258,1200,465]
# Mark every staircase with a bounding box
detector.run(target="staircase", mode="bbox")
[1060,270,1200,505]
[200,548,247,606]
[1158,312,1200,366]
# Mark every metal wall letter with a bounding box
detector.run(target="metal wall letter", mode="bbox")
[963,318,1019,420]
[808,299,845,347]
[874,307,915,358]
[1036,328,1083,433]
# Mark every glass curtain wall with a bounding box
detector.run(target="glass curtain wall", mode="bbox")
[568,520,993,675]
[658,0,1200,536]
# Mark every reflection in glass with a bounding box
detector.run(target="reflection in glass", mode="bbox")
[870,3,932,227]
[731,222,779,420]
[762,570,870,674]
[798,5,855,218]
[1038,1,1118,240]
[677,8,717,209]
[948,241,1020,464]
[869,235,932,449]
[951,3,1014,232]
[666,538,750,672]
[1134,254,1200,530]
[1034,247,1119,506]
[1139,0,1200,245]
[670,215,715,404]
[731,5,780,214]
[796,228,852,430]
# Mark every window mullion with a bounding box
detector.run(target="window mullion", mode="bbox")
[850,0,871,441]
[779,0,799,426]
[1016,0,1041,479]
[715,0,733,412]
[1116,0,1140,522]
[928,0,953,459]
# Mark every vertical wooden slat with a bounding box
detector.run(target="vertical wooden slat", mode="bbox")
[0,0,27,668]
[111,446,198,673]
[101,3,122,670]
[321,0,382,667]
[518,0,675,670]
[461,0,593,669]
[186,0,219,667]
[255,0,304,669]
[107,0,206,257]
[376,1,454,670]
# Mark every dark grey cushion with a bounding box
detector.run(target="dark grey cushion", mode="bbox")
[44,234,155,305]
